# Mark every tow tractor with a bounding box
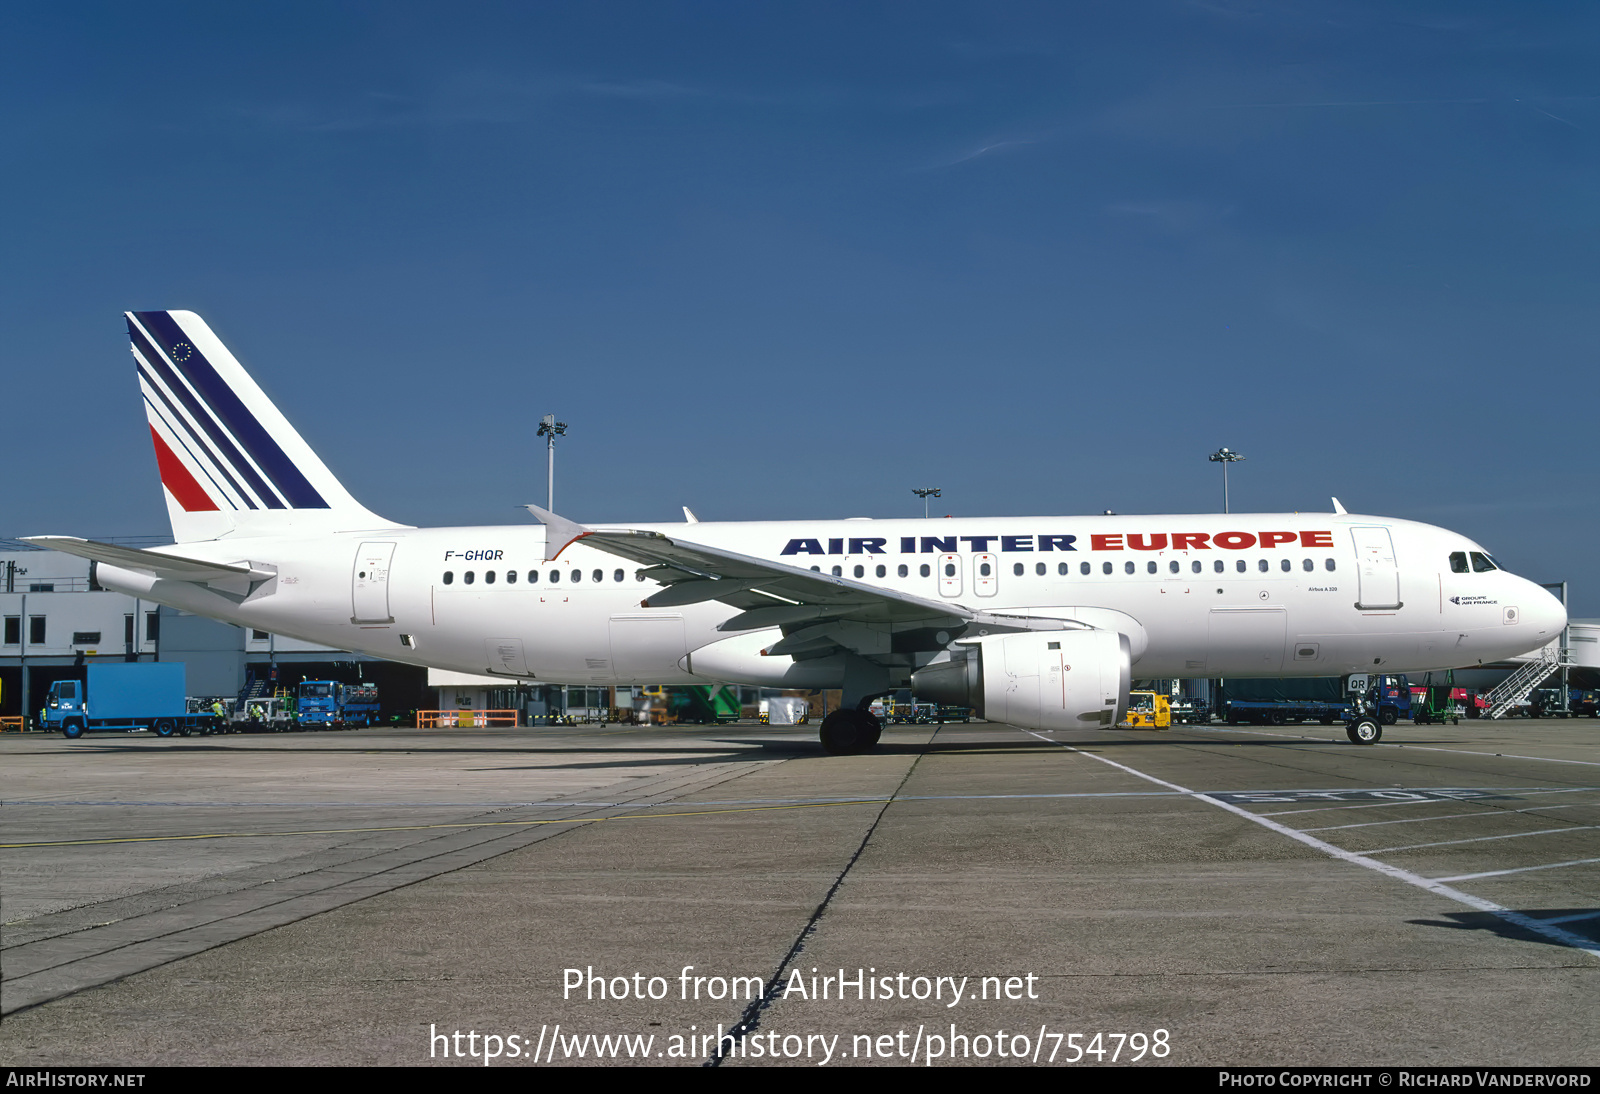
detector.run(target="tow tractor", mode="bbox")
[1121,691,1171,729]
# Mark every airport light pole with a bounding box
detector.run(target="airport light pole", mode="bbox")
[1208,447,1245,514]
[537,415,567,511]
[912,488,941,519]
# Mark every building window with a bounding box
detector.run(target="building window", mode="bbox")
[28,583,54,593]
[3,617,17,645]
[29,616,45,645]
[252,629,268,640]
[146,612,160,641]
[71,631,102,645]
[125,616,135,644]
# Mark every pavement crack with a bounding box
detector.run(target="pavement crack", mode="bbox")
[703,735,934,1068]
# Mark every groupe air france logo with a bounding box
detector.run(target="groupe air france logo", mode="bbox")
[1450,595,1498,606]
[171,341,194,363]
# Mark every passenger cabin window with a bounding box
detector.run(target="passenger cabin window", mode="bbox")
[1279,558,1290,572]
[614,569,625,582]
[832,566,842,577]
[876,564,887,578]
[1449,551,1469,573]
[1103,562,1113,575]
[1124,561,1135,575]
[571,570,581,582]
[979,562,992,577]
[507,570,517,583]
[485,570,496,584]
[593,569,603,583]
[1470,552,1497,572]
[1302,559,1313,572]
[1214,560,1223,573]
[1014,563,1025,576]
[1079,562,1089,575]
[464,571,475,585]
[898,564,908,578]
[443,571,454,585]
[854,565,865,578]
[944,563,956,577]
[1257,559,1269,573]
[1147,561,1157,574]
[1325,558,1336,571]
[528,570,539,583]
[1038,563,1048,576]
[1235,560,1246,573]
[549,570,559,583]
[1169,561,1180,574]
[919,564,930,577]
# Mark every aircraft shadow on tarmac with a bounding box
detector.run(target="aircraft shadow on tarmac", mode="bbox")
[1407,909,1600,950]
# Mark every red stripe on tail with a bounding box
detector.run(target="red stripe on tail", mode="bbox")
[149,426,220,511]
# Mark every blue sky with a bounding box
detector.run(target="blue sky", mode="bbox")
[3,2,1597,609]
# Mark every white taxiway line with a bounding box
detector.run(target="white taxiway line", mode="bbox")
[1024,730,1600,960]
[1187,725,1600,767]
[1300,803,1584,832]
[1362,824,1600,855]
[1433,856,1600,883]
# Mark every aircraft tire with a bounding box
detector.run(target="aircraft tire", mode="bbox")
[819,709,876,755]
[1346,719,1382,745]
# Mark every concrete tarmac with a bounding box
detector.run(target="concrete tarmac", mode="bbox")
[1,718,1596,1067]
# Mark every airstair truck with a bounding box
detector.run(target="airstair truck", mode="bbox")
[44,663,215,739]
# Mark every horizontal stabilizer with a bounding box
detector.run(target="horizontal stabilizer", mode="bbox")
[22,536,274,584]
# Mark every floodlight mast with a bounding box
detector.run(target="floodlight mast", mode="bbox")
[1208,447,1245,514]
[537,414,568,511]
[912,487,942,519]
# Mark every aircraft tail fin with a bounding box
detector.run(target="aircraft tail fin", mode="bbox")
[126,310,407,542]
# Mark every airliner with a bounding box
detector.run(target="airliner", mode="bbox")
[26,311,1566,752]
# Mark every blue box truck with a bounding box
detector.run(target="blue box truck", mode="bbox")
[44,663,216,739]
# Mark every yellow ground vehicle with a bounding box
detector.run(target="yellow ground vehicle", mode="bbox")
[1122,691,1171,729]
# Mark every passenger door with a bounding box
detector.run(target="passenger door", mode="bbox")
[1351,527,1402,610]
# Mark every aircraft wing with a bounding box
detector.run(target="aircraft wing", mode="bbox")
[526,506,1074,655]
[21,536,275,585]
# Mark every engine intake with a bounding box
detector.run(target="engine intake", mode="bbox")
[911,630,1130,730]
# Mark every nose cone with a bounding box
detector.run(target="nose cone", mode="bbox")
[1518,578,1567,644]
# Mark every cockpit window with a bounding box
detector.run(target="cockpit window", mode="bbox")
[1470,551,1497,573]
[1449,552,1469,574]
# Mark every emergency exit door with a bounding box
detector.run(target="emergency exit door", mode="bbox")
[352,542,396,623]
[938,553,962,597]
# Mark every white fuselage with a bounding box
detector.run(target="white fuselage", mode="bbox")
[94,513,1566,687]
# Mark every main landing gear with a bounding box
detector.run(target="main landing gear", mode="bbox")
[819,708,883,755]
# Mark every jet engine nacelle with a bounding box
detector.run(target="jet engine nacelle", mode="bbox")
[911,629,1130,731]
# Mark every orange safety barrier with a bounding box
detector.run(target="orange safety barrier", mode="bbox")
[0,716,26,733]
[416,709,520,728]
